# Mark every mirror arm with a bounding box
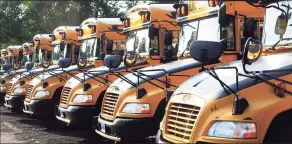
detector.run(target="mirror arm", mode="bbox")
[255,75,292,96]
[109,72,137,88]
[83,72,108,85]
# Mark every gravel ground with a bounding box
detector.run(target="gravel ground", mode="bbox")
[0,103,113,144]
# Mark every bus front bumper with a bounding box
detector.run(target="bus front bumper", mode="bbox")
[23,99,54,116]
[92,116,155,142]
[4,95,25,110]
[55,105,96,126]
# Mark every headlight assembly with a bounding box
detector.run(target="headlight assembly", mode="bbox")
[207,121,257,139]
[122,103,150,114]
[72,94,93,103]
[13,87,26,94]
[34,90,50,99]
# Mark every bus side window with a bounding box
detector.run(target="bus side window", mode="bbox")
[172,30,179,56]
[221,17,235,50]
[150,35,159,55]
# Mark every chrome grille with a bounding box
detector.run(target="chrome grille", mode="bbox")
[60,87,71,104]
[102,92,119,116]
[6,83,12,95]
[26,85,33,99]
[165,103,201,143]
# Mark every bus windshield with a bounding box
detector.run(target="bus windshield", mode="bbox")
[80,38,100,60]
[178,16,220,55]
[126,28,150,56]
[263,2,292,48]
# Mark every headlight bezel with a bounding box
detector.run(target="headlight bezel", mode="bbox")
[13,87,26,94]
[122,103,150,114]
[72,94,93,103]
[206,121,257,139]
[34,90,50,99]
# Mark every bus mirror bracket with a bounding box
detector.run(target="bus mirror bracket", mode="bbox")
[137,87,147,99]
[83,83,91,91]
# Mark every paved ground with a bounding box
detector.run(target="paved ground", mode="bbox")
[0,103,112,144]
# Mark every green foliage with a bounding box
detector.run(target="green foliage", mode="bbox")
[0,0,143,50]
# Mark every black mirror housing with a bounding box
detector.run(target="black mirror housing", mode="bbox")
[137,87,147,99]
[164,31,173,45]
[218,5,229,27]
[2,64,12,71]
[243,18,256,38]
[190,40,223,62]
[25,62,34,70]
[104,55,122,69]
[58,58,71,68]
[148,24,158,39]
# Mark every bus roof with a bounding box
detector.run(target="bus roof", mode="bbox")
[33,34,54,51]
[52,26,79,45]
[79,18,123,40]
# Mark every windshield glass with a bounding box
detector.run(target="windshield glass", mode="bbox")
[126,28,150,56]
[177,17,220,55]
[52,45,61,64]
[263,2,292,48]
[197,17,220,41]
[178,21,199,55]
[80,38,99,59]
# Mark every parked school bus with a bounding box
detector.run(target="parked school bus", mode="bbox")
[156,0,292,143]
[92,1,263,142]
[54,18,126,126]
[4,34,61,112]
[3,43,37,111]
[0,46,22,99]
[23,27,86,118]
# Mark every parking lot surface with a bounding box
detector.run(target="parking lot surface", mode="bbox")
[0,104,109,143]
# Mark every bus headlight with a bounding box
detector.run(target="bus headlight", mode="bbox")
[122,103,150,114]
[72,94,93,103]
[34,90,50,99]
[207,121,257,139]
[13,87,26,94]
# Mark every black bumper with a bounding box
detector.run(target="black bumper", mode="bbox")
[93,116,157,141]
[4,95,25,110]
[23,99,54,116]
[55,105,96,126]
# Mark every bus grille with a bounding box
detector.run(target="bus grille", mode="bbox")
[26,85,33,99]
[165,103,201,143]
[60,87,71,104]
[102,92,119,117]
[6,83,12,96]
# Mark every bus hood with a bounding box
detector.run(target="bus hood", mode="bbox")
[111,58,201,91]
[173,53,292,100]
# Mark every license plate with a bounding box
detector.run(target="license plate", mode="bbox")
[101,123,106,133]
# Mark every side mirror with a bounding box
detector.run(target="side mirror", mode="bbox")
[2,64,12,71]
[242,37,262,65]
[137,87,147,99]
[77,58,87,69]
[58,58,71,68]
[190,40,223,62]
[164,31,173,45]
[124,51,138,67]
[25,62,34,70]
[275,14,287,36]
[148,24,157,39]
[218,5,229,27]
[106,40,114,52]
[60,41,66,51]
[243,18,256,38]
[104,55,122,69]
[13,63,21,70]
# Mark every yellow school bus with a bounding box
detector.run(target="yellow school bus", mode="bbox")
[94,1,264,142]
[156,0,292,143]
[23,26,84,118]
[54,18,126,126]
[0,46,22,100]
